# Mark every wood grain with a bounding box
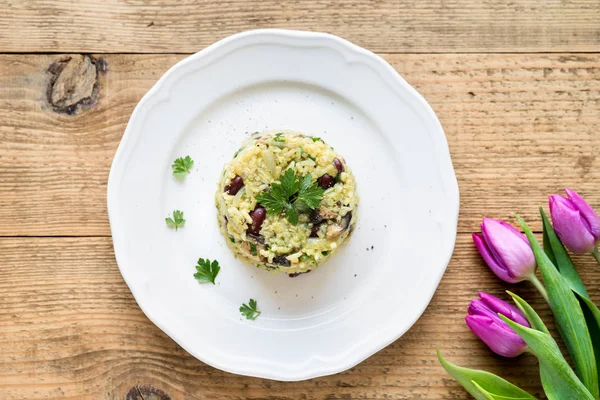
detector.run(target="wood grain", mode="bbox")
[2,234,598,399]
[0,0,599,53]
[1,53,599,236]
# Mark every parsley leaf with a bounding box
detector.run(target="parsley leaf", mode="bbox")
[255,169,324,226]
[280,168,299,195]
[172,155,194,179]
[194,258,220,284]
[165,210,185,230]
[249,242,257,256]
[285,203,299,225]
[311,137,322,142]
[257,185,286,216]
[240,299,261,320]
[297,181,324,209]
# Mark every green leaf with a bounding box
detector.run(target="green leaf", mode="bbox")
[297,182,324,209]
[436,350,537,400]
[193,258,220,284]
[507,291,550,335]
[501,316,595,400]
[249,242,257,256]
[279,168,298,197]
[285,203,299,225]
[471,381,534,400]
[540,208,589,298]
[578,293,600,387]
[298,173,313,193]
[171,155,194,178]
[516,215,598,398]
[256,189,285,216]
[542,220,557,266]
[311,137,322,142]
[257,169,324,219]
[240,298,261,320]
[165,209,185,231]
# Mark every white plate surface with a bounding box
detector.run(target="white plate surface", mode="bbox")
[107,29,459,381]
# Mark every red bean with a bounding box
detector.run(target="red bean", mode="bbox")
[225,175,244,195]
[248,207,266,234]
[318,174,334,189]
[333,158,344,173]
[317,174,334,189]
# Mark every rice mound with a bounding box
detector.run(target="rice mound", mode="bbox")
[215,131,358,275]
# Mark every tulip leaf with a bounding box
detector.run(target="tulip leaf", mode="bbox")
[540,208,589,298]
[501,315,595,400]
[471,381,536,400]
[578,293,600,386]
[507,291,550,335]
[437,350,537,400]
[516,215,598,398]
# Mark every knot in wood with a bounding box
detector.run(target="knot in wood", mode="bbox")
[126,385,171,400]
[47,55,102,115]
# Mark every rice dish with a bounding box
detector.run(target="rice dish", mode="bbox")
[215,131,358,276]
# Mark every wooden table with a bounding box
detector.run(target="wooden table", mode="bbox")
[1,1,599,398]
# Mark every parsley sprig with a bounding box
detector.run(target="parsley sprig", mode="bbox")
[172,155,194,179]
[194,258,220,284]
[165,210,185,230]
[255,168,324,225]
[240,299,261,320]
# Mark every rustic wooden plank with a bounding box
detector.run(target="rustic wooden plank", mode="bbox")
[0,53,599,236]
[0,0,599,53]
[3,234,596,399]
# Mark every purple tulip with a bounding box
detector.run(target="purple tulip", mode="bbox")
[472,218,536,283]
[466,292,530,357]
[549,189,600,254]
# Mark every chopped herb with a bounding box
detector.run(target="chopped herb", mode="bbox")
[300,254,317,265]
[172,156,194,179]
[311,137,322,143]
[321,250,331,256]
[165,210,185,230]
[249,242,257,256]
[273,133,286,143]
[255,168,324,226]
[240,299,261,320]
[234,147,244,157]
[193,258,220,284]
[229,236,235,243]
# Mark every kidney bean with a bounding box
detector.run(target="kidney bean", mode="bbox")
[247,207,266,234]
[224,175,244,195]
[317,174,334,189]
[333,158,344,173]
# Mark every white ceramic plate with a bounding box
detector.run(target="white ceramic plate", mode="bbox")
[107,29,459,381]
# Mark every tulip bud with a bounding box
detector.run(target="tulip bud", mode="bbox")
[549,189,600,254]
[466,292,529,357]
[472,218,536,283]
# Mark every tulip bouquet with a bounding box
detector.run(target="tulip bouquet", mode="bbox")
[438,189,600,399]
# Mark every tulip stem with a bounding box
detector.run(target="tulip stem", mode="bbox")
[529,275,549,304]
[593,247,600,266]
